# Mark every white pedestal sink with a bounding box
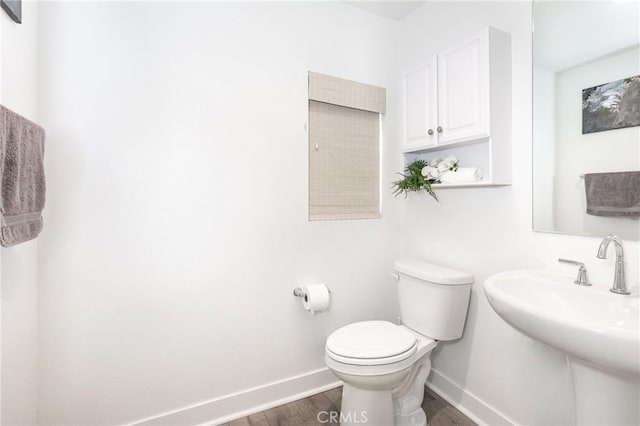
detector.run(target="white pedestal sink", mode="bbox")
[484,270,639,426]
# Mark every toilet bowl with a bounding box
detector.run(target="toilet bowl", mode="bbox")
[325,321,437,426]
[325,260,473,426]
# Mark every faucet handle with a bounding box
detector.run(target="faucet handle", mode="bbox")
[558,258,591,286]
[558,258,584,267]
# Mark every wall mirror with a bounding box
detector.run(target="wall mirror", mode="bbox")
[533,1,640,240]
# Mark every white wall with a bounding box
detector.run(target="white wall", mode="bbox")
[37,2,402,424]
[32,2,640,426]
[398,3,639,425]
[554,47,640,240]
[0,2,40,425]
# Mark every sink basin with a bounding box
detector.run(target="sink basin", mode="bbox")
[484,269,639,374]
[484,270,640,426]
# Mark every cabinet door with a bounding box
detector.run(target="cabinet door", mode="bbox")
[437,31,490,145]
[404,59,437,150]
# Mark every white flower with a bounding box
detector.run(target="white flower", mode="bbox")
[430,158,442,167]
[421,166,440,180]
[437,155,459,172]
[437,161,450,172]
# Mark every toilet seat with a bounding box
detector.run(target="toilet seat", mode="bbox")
[326,321,418,366]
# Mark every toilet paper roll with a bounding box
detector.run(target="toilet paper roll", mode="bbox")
[301,284,330,314]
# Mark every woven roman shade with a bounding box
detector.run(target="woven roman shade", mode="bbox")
[308,72,386,221]
[308,72,386,114]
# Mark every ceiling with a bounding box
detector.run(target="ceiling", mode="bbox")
[534,1,640,72]
[344,1,639,71]
[345,1,426,21]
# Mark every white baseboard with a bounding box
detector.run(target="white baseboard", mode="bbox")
[129,366,514,426]
[427,368,517,426]
[128,367,341,426]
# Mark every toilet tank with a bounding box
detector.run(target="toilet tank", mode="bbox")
[394,259,473,341]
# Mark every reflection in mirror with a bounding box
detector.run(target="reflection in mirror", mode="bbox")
[533,1,640,240]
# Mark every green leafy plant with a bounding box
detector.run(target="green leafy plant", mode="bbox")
[392,159,438,201]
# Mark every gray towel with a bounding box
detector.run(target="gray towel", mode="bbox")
[0,105,46,247]
[584,171,640,217]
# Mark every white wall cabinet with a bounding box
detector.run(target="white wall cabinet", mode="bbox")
[404,57,438,150]
[403,27,512,186]
[437,33,489,145]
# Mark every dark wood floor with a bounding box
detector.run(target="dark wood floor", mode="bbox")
[220,386,476,426]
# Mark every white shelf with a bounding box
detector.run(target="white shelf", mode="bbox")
[402,137,489,154]
[431,181,510,189]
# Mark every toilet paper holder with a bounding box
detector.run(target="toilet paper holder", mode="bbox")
[293,286,331,301]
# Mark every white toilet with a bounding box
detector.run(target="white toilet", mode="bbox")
[325,259,473,426]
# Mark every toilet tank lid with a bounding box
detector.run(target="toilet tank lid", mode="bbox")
[394,259,473,285]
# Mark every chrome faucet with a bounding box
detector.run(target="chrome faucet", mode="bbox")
[596,235,629,295]
[558,258,590,286]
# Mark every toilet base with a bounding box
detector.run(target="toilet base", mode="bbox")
[393,355,431,426]
[396,408,426,426]
[341,383,394,426]
[336,353,434,426]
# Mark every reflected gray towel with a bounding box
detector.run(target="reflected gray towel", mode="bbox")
[584,171,640,217]
[0,105,46,247]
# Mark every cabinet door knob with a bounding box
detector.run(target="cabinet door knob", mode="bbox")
[427,129,434,136]
[437,126,443,133]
